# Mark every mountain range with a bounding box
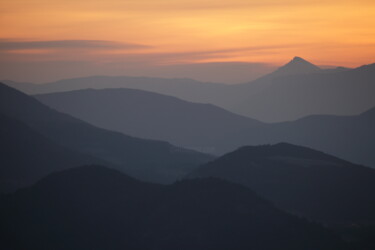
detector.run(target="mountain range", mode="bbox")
[35,88,262,153]
[1,57,375,249]
[238,107,375,168]
[0,83,212,191]
[188,143,375,225]
[35,87,375,168]
[0,165,347,250]
[1,81,375,248]
[227,59,375,121]
[4,57,375,122]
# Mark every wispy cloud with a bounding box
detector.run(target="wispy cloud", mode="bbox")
[101,44,302,64]
[0,40,301,64]
[0,39,151,51]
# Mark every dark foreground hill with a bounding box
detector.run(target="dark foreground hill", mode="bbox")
[0,114,106,192]
[0,83,212,188]
[188,143,375,225]
[0,165,346,250]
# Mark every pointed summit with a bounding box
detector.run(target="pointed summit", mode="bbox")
[291,56,307,62]
[268,56,321,78]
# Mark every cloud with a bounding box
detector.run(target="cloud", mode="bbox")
[101,44,301,64]
[0,39,151,51]
[0,40,298,65]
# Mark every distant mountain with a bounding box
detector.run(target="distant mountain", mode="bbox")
[4,58,375,122]
[265,56,321,78]
[1,80,41,94]
[35,88,263,154]
[188,143,375,225]
[0,165,346,250]
[0,83,212,185]
[321,66,351,74]
[34,88,375,167]
[228,61,375,121]
[228,106,375,168]
[2,76,229,104]
[0,114,106,192]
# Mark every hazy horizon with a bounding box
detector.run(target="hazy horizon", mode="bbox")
[0,57,366,84]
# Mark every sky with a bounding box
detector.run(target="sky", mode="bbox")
[0,0,375,83]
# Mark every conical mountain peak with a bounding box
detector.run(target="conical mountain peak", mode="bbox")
[291,56,306,62]
[268,56,321,78]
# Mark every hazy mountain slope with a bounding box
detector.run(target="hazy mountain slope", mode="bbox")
[224,106,375,168]
[1,80,41,94]
[189,143,375,224]
[0,83,212,184]
[229,61,375,121]
[2,76,229,102]
[265,56,322,78]
[35,87,375,167]
[5,58,375,122]
[0,165,345,250]
[35,88,263,153]
[4,58,375,122]
[0,114,106,192]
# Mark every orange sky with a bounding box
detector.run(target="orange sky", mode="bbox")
[0,0,375,82]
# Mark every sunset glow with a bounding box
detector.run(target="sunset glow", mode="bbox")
[1,0,375,82]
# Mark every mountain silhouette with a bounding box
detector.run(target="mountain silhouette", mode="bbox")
[5,58,374,122]
[35,88,263,154]
[34,88,375,167]
[265,56,321,78]
[227,106,375,168]
[0,114,106,192]
[0,165,346,250]
[2,75,227,101]
[188,143,375,224]
[227,61,375,121]
[35,86,375,166]
[0,83,212,186]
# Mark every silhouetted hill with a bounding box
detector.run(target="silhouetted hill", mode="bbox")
[230,106,375,168]
[265,56,321,78]
[321,66,351,74]
[228,61,375,121]
[0,165,346,250]
[2,76,228,103]
[0,114,106,192]
[35,88,262,153]
[0,83,212,185]
[360,106,375,119]
[5,58,374,122]
[188,143,375,225]
[35,87,375,166]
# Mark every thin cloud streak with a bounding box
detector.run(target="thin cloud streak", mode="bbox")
[100,44,305,64]
[0,40,151,51]
[0,41,302,64]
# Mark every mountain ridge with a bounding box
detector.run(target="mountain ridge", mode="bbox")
[0,165,346,250]
[264,56,321,78]
[35,87,263,154]
[0,82,213,188]
[188,143,375,224]
[3,58,375,122]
